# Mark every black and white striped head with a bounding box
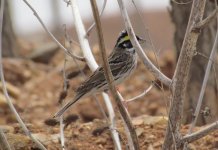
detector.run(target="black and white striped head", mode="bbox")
[115,30,143,49]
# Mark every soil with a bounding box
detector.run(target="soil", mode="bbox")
[0,45,218,150]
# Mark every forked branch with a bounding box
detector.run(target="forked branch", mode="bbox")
[193,8,218,31]
[182,121,218,144]
[117,0,172,88]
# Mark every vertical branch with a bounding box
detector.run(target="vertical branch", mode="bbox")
[90,0,139,150]
[70,0,121,149]
[102,93,122,150]
[0,0,46,149]
[163,0,207,149]
[70,0,98,71]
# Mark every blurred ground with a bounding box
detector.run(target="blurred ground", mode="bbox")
[1,47,218,150]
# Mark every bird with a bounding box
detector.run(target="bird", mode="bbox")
[54,30,144,118]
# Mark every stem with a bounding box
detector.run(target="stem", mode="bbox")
[126,83,154,102]
[86,0,107,37]
[90,0,139,149]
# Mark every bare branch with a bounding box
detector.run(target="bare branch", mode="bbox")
[86,0,107,37]
[117,0,172,88]
[182,121,218,144]
[163,0,207,149]
[193,8,218,31]
[0,0,46,149]
[70,0,121,149]
[22,0,85,62]
[196,51,218,65]
[126,83,154,103]
[90,0,139,149]
[116,92,135,149]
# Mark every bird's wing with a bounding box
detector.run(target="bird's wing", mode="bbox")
[76,52,128,94]
[54,51,129,118]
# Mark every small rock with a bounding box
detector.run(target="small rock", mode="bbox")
[147,144,154,150]
[95,138,106,145]
[133,115,168,126]
[147,134,155,140]
[0,93,15,108]
[32,133,59,144]
[0,125,14,133]
[136,127,144,137]
[6,133,31,149]
[0,82,20,99]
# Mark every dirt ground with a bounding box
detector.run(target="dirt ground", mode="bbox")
[1,43,218,150]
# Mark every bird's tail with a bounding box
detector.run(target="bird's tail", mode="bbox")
[53,95,82,119]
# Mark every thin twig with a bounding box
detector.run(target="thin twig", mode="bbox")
[0,0,46,149]
[126,83,154,102]
[59,58,68,150]
[22,0,85,62]
[117,92,135,149]
[117,0,172,88]
[182,121,218,144]
[193,8,218,31]
[187,0,218,135]
[90,0,139,149]
[86,0,107,37]
[70,0,121,149]
[0,128,11,150]
[196,51,218,65]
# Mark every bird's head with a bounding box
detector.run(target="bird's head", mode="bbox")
[115,30,144,49]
